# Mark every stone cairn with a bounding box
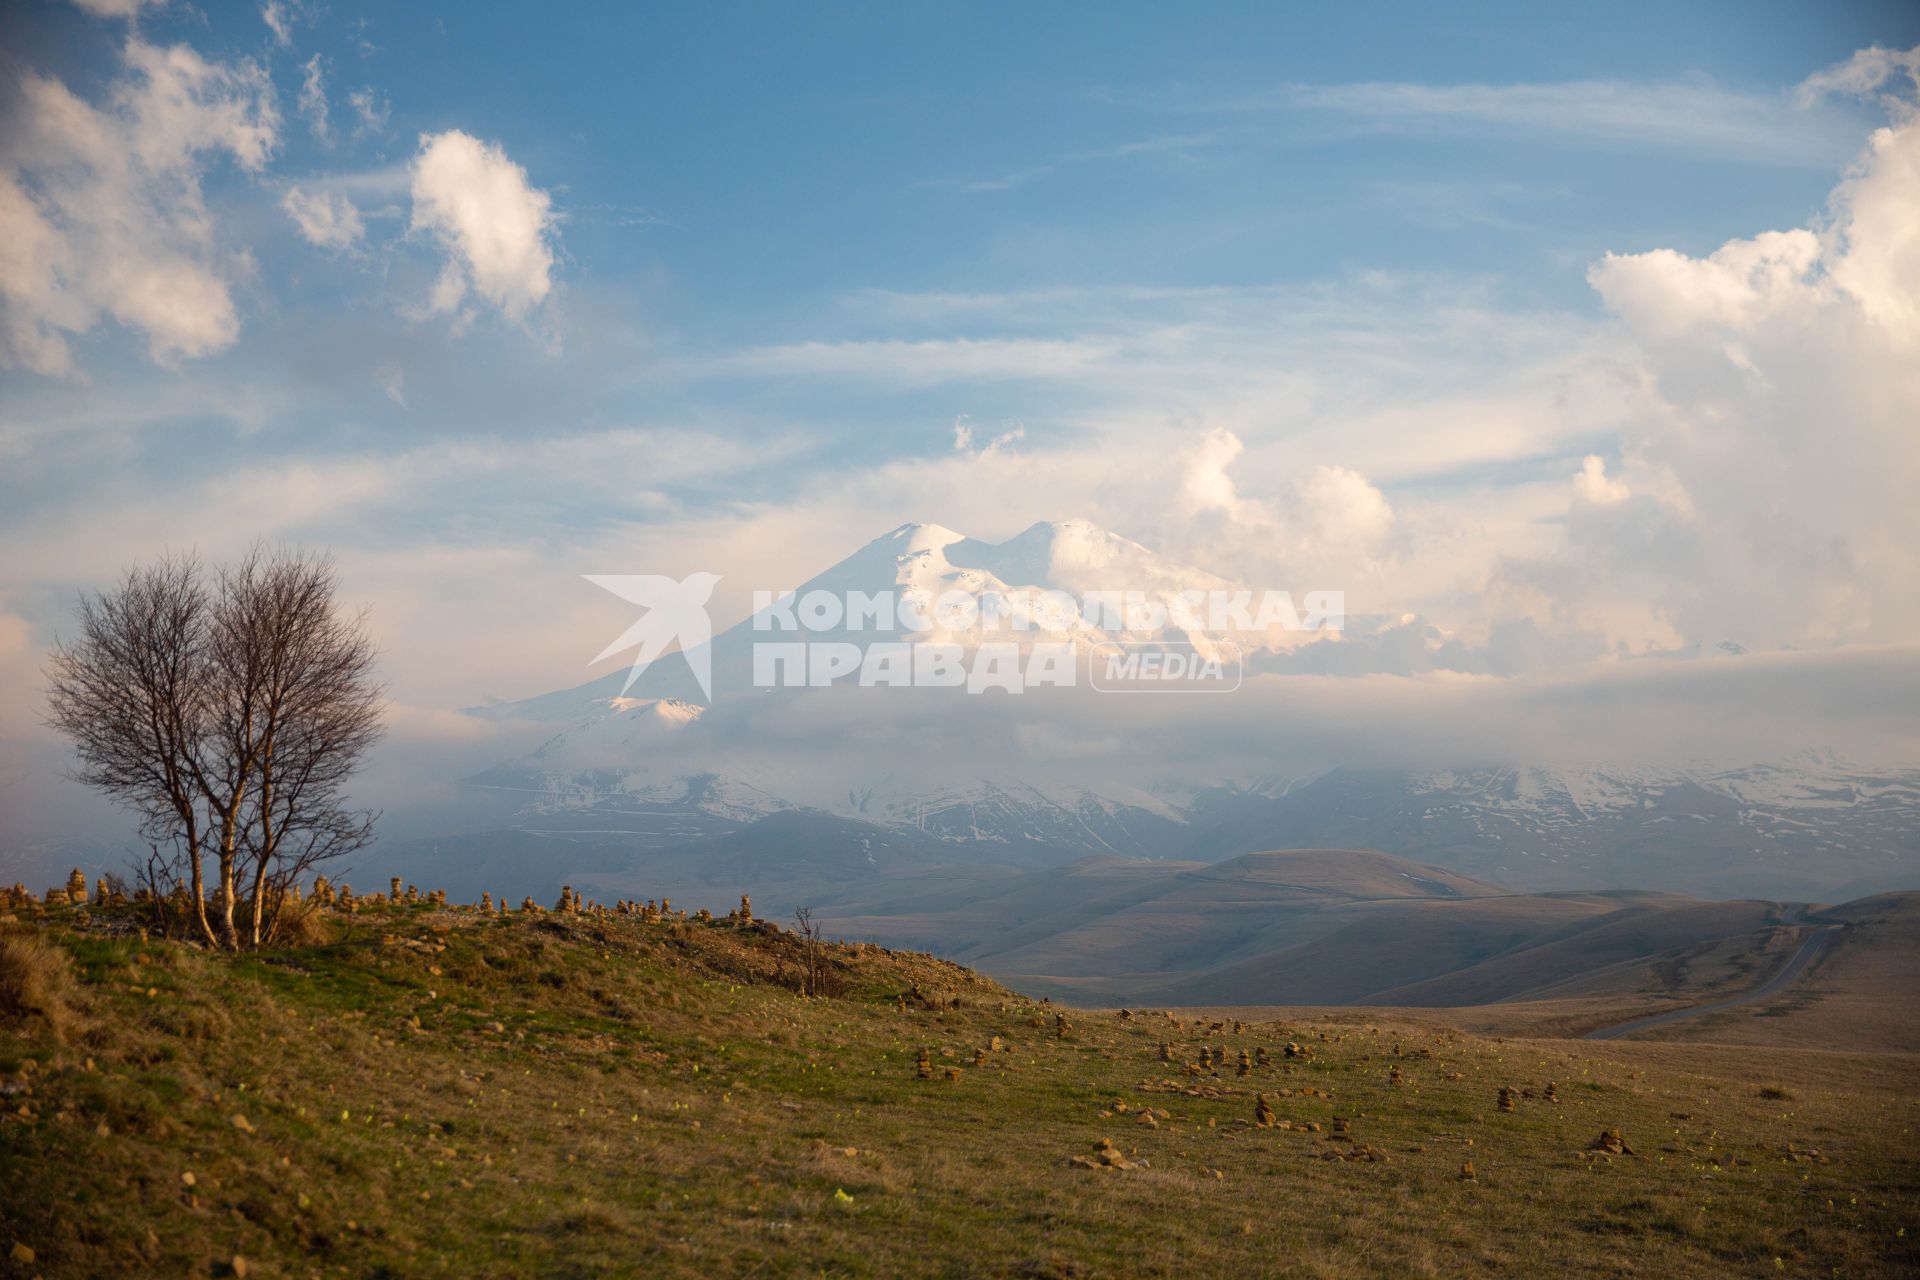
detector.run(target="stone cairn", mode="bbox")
[1159,1043,1175,1063]
[67,869,89,903]
[916,1048,933,1080]
[480,892,493,914]
[737,894,753,924]
[1497,1086,1517,1113]
[1254,1094,1277,1128]
[390,877,403,902]
[1255,1046,1272,1068]
[1236,1049,1253,1077]
[1587,1128,1634,1156]
[1054,1013,1071,1039]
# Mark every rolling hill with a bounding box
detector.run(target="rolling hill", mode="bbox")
[814,847,1912,1043]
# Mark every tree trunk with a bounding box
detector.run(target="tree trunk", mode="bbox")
[183,822,219,949]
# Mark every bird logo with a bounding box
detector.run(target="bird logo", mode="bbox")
[584,572,722,701]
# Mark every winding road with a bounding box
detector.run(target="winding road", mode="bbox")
[1582,924,1841,1041]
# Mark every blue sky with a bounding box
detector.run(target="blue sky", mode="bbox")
[4,1,1920,843]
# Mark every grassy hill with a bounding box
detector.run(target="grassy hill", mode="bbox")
[3,894,1917,1278]
[820,849,1911,1031]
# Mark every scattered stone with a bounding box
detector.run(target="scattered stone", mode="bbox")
[1459,1161,1477,1182]
[1068,1138,1137,1171]
[1543,1081,1559,1104]
[10,1243,35,1265]
[230,1113,256,1134]
[990,1035,1005,1052]
[944,1067,962,1082]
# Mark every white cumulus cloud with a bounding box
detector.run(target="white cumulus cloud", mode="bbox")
[70,0,166,18]
[281,186,363,250]
[1572,456,1631,506]
[408,130,557,321]
[0,37,279,376]
[298,54,329,141]
[1568,63,1920,650]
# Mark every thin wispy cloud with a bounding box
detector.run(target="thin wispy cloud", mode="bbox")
[1160,76,1864,165]
[920,132,1218,194]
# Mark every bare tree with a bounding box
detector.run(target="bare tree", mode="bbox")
[45,548,383,950]
[793,905,825,997]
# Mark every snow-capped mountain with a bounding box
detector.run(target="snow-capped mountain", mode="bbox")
[472,518,1305,721]
[840,774,1189,861]
[1188,758,1920,898]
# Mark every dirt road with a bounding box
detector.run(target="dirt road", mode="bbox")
[1583,925,1840,1041]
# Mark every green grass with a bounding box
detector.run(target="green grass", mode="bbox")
[1,903,1916,1278]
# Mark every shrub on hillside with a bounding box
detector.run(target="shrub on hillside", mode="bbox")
[0,931,81,1038]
